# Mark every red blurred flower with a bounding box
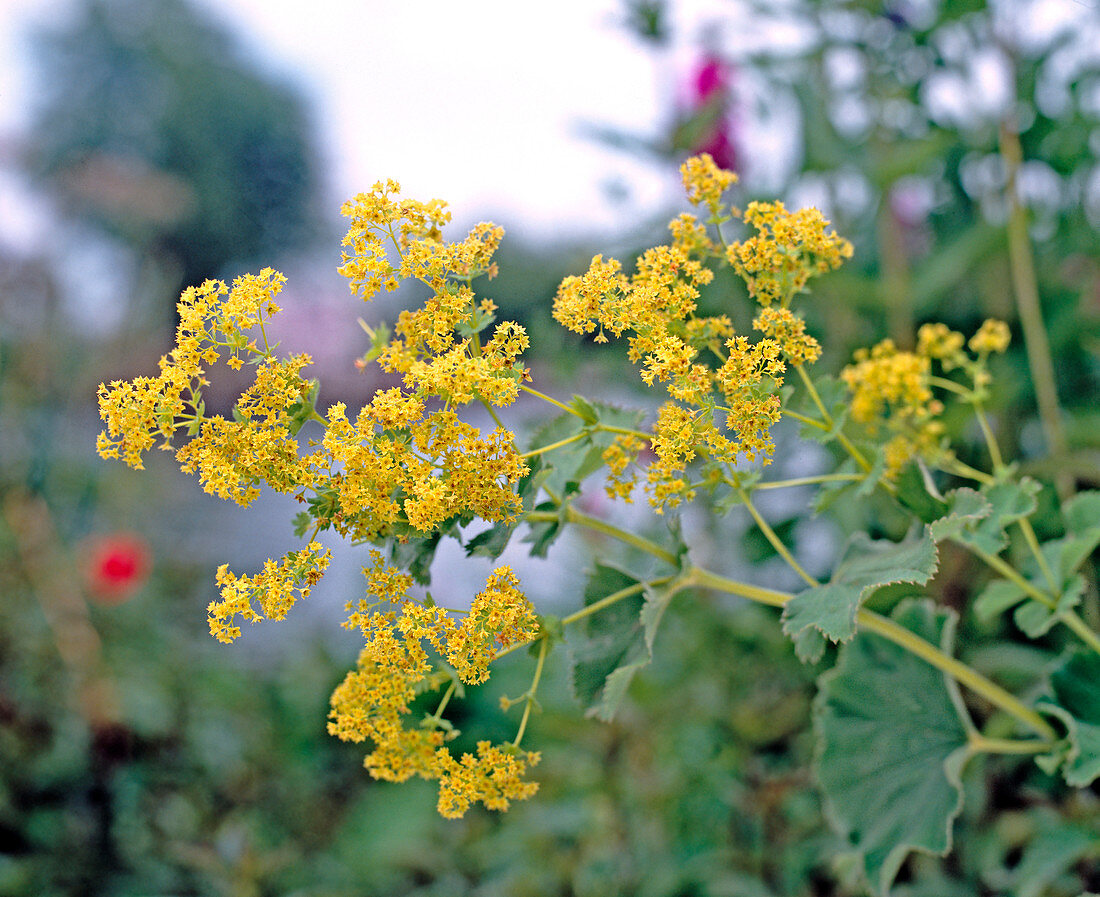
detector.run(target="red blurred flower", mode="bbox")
[83,533,152,604]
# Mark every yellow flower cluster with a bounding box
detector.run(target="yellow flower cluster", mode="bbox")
[321,404,527,542]
[680,152,738,210]
[97,271,320,506]
[969,319,1011,355]
[176,354,322,505]
[328,562,540,818]
[338,181,528,413]
[338,180,451,299]
[552,155,842,509]
[842,339,945,477]
[209,542,331,643]
[727,201,853,306]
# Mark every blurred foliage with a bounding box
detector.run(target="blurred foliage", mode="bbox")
[4,0,1100,894]
[25,0,323,325]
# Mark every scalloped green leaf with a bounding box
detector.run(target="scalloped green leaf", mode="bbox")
[814,600,970,897]
[1037,650,1100,787]
[782,530,939,658]
[895,462,949,524]
[568,564,648,722]
[1013,575,1085,638]
[950,478,1041,556]
[928,488,991,542]
[1009,818,1098,897]
[1064,489,1100,537]
[973,579,1027,622]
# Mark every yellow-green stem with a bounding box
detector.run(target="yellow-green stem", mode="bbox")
[428,680,457,725]
[527,503,1056,738]
[561,578,674,627]
[1062,612,1100,657]
[520,384,583,418]
[683,565,789,608]
[519,430,587,459]
[1016,518,1058,595]
[973,403,1005,472]
[755,473,864,491]
[941,458,996,486]
[513,637,548,748]
[962,540,1055,608]
[525,507,679,566]
[479,398,506,430]
[794,364,874,474]
[968,734,1054,755]
[1000,123,1071,502]
[782,409,830,431]
[928,375,972,397]
[736,485,819,588]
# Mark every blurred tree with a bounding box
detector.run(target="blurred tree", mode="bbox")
[25,0,323,327]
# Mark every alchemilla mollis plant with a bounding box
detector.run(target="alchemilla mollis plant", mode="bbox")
[97,155,1100,895]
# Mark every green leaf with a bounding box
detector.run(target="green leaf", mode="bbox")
[291,511,312,539]
[1037,650,1100,787]
[568,564,648,722]
[814,600,970,897]
[960,478,1041,555]
[639,580,679,655]
[1010,819,1098,897]
[927,488,991,543]
[1063,489,1100,537]
[1013,575,1084,638]
[895,462,949,524]
[390,531,443,585]
[973,579,1027,622]
[782,530,939,658]
[1034,492,1100,589]
[569,394,599,426]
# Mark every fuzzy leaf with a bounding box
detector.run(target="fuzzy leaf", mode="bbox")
[895,462,949,524]
[1010,820,1098,897]
[973,579,1027,622]
[1013,576,1085,638]
[1037,650,1100,787]
[782,530,938,656]
[568,564,648,722]
[814,600,970,897]
[950,478,1041,556]
[928,488,991,543]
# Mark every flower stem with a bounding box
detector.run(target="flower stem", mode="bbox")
[520,384,584,419]
[519,430,587,459]
[754,473,864,491]
[968,734,1054,756]
[736,485,818,587]
[512,637,548,748]
[999,123,1071,501]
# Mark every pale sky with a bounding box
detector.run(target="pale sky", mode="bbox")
[0,0,754,240]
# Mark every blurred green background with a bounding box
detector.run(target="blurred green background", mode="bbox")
[2,0,1099,894]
